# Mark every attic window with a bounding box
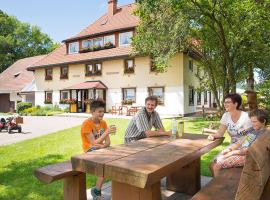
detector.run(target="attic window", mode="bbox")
[13,72,21,78]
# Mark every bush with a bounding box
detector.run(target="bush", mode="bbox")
[17,102,32,114]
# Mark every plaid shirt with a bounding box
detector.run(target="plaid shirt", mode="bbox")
[124,107,164,143]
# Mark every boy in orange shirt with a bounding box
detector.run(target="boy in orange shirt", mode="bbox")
[81,100,116,200]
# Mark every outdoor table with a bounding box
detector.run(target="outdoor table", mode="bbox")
[71,134,223,200]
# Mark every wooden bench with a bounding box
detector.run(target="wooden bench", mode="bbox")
[34,161,87,200]
[192,131,270,200]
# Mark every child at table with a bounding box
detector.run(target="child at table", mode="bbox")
[80,100,116,200]
[211,109,268,176]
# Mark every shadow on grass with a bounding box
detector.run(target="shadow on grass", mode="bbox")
[0,154,96,200]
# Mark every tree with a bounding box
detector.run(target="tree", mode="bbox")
[133,0,270,110]
[0,10,59,73]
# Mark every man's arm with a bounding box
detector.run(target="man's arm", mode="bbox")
[145,128,172,137]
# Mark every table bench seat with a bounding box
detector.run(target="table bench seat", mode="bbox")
[34,161,86,200]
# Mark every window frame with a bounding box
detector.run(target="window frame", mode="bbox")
[85,62,102,76]
[68,42,79,54]
[45,91,53,103]
[189,86,195,106]
[60,66,68,79]
[119,31,133,46]
[45,68,53,80]
[204,91,208,104]
[148,86,165,105]
[197,92,201,105]
[104,34,115,45]
[124,58,135,74]
[60,90,69,100]
[189,60,193,72]
[122,87,136,103]
[82,39,93,49]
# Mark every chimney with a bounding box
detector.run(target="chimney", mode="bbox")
[108,0,117,16]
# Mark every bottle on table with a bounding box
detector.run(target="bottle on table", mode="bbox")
[178,120,184,138]
[171,118,177,139]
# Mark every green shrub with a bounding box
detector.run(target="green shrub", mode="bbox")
[17,102,32,114]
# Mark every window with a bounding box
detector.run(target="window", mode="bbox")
[148,87,164,105]
[85,63,102,76]
[122,88,136,103]
[124,59,134,73]
[82,40,93,49]
[204,91,208,104]
[104,35,115,45]
[45,91,53,104]
[197,92,201,105]
[60,90,69,99]
[189,86,195,106]
[69,42,79,54]
[60,66,68,79]
[93,37,103,47]
[119,31,133,46]
[45,68,53,80]
[189,60,193,72]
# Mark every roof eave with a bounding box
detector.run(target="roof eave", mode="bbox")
[62,26,137,43]
[27,53,135,71]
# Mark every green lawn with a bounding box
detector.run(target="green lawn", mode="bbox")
[0,117,230,200]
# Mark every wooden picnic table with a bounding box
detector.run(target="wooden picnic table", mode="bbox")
[71,134,223,200]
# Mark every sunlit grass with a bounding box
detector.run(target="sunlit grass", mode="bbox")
[0,117,228,199]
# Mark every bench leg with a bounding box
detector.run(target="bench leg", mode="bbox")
[63,173,87,200]
[166,157,201,195]
[111,180,161,200]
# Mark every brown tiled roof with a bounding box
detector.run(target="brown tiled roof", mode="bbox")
[0,55,46,92]
[28,45,132,69]
[64,4,139,42]
[28,3,138,70]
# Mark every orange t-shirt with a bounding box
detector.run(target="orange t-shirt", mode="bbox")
[81,118,108,152]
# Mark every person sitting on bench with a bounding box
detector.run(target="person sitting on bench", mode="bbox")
[211,109,268,176]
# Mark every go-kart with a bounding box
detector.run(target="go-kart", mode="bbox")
[0,116,22,133]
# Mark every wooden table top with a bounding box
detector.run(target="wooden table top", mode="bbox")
[71,134,223,188]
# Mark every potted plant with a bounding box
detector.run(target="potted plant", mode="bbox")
[122,99,133,105]
[67,98,77,113]
[104,42,115,49]
[44,98,52,104]
[59,99,69,110]
[83,99,93,113]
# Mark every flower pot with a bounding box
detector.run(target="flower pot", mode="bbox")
[70,104,77,113]
[86,104,91,113]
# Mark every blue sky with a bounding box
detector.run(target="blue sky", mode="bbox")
[0,0,135,43]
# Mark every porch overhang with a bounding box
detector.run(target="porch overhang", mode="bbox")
[64,81,107,90]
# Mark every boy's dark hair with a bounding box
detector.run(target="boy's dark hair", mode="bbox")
[90,100,106,112]
[224,93,242,110]
[249,109,269,125]
[145,96,158,106]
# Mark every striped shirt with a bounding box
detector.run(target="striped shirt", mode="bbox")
[124,107,164,143]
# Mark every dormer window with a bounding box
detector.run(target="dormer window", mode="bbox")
[82,40,93,49]
[69,42,79,54]
[93,37,104,47]
[104,35,115,45]
[119,31,133,46]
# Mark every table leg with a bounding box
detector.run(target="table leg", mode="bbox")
[166,157,201,195]
[111,180,161,200]
[63,173,87,200]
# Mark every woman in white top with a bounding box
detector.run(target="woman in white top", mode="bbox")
[208,93,252,176]
[208,93,252,144]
